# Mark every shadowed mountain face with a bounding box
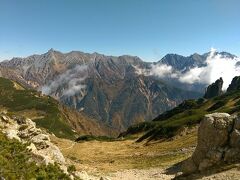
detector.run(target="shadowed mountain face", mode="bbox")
[227,76,240,92]
[155,51,238,93]
[158,51,236,72]
[159,53,206,71]
[0,49,202,131]
[204,77,223,99]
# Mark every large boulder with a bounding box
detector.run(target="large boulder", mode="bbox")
[182,113,240,174]
[204,78,223,99]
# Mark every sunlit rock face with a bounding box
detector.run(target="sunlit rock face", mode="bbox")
[0,112,66,171]
[182,113,240,174]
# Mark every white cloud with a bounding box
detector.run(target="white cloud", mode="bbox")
[179,66,205,84]
[150,64,174,77]
[133,64,178,78]
[134,48,240,90]
[62,77,86,96]
[41,65,88,97]
[179,49,240,89]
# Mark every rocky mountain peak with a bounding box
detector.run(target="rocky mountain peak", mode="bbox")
[48,48,55,52]
[227,76,240,92]
[204,77,223,99]
[0,49,206,130]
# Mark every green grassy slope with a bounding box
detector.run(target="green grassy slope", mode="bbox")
[0,132,70,179]
[122,90,240,142]
[0,77,76,139]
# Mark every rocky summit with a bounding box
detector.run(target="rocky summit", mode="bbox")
[204,77,223,99]
[227,76,240,92]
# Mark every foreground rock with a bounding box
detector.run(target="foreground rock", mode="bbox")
[182,113,240,174]
[0,112,97,179]
[0,113,68,170]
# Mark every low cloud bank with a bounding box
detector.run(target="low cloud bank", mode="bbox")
[135,49,240,90]
[41,65,88,97]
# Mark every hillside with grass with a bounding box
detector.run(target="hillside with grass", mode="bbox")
[0,77,115,140]
[121,76,240,142]
[0,131,70,179]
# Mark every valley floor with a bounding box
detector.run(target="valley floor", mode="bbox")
[51,132,197,179]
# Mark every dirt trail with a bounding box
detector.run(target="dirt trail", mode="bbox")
[106,168,175,180]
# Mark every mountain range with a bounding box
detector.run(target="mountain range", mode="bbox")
[0,49,237,131]
[121,75,240,143]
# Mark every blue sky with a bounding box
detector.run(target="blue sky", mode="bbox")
[0,0,240,61]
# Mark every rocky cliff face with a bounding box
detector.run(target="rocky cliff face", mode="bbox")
[182,113,240,174]
[227,76,240,92]
[203,77,223,99]
[0,49,201,131]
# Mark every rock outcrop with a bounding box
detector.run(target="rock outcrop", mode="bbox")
[0,111,103,180]
[0,112,67,171]
[182,113,240,174]
[204,78,223,99]
[227,76,240,92]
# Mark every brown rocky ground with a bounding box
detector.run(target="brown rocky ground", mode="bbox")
[51,113,240,180]
[51,131,197,179]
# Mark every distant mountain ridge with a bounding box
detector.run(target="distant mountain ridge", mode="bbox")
[121,75,240,142]
[1,49,235,130]
[158,51,236,71]
[155,51,238,92]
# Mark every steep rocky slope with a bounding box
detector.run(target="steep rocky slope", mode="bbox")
[0,77,115,139]
[0,49,201,131]
[227,76,240,92]
[0,111,105,180]
[203,77,223,99]
[0,112,72,179]
[122,76,240,143]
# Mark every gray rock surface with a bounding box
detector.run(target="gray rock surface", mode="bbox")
[182,113,240,174]
[227,76,240,92]
[0,111,102,180]
[204,78,223,99]
[0,112,66,171]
